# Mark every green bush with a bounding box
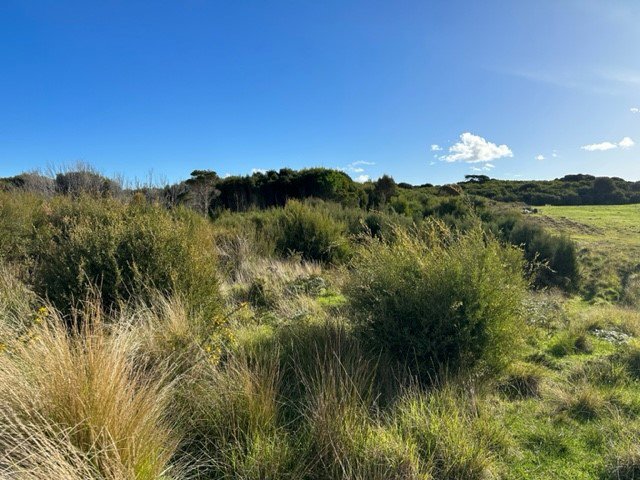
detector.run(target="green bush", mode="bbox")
[274,200,350,263]
[508,221,579,291]
[345,221,527,379]
[31,196,221,317]
[0,191,44,264]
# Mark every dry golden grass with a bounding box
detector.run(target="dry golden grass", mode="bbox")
[0,305,179,479]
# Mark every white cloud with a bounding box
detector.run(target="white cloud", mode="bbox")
[430,144,442,151]
[581,141,618,151]
[441,132,513,163]
[581,137,635,151]
[429,161,436,166]
[355,175,370,183]
[351,160,375,166]
[552,150,559,158]
[631,107,639,113]
[619,136,635,148]
[485,163,495,169]
[345,161,374,174]
[535,154,545,161]
[251,168,266,174]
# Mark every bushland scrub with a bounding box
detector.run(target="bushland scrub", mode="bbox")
[0,172,639,479]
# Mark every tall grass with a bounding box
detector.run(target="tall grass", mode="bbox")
[0,304,179,479]
[393,385,503,479]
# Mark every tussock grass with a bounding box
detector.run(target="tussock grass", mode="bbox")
[299,338,426,479]
[0,305,179,479]
[176,351,298,479]
[499,362,546,399]
[0,265,37,345]
[550,383,607,422]
[602,415,640,480]
[393,385,504,479]
[0,411,103,479]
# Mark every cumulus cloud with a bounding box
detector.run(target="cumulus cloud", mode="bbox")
[355,174,370,183]
[552,150,559,158]
[441,132,513,163]
[631,107,639,113]
[581,137,635,151]
[535,154,545,161]
[619,136,635,148]
[430,144,442,151]
[251,168,266,174]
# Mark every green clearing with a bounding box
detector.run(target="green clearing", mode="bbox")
[534,204,640,302]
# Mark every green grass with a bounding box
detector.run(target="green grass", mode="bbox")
[534,205,640,302]
[536,204,640,250]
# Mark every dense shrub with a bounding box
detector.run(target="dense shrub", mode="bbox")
[508,222,580,291]
[274,200,350,263]
[0,191,44,264]
[30,196,221,317]
[345,222,527,379]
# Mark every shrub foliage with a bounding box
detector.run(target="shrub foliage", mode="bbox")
[31,196,221,316]
[346,221,527,378]
[274,200,350,263]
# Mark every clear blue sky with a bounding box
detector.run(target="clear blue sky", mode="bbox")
[1,0,639,184]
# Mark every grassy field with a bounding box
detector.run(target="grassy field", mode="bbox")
[534,204,640,302]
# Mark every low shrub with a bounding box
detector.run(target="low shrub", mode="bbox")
[345,221,527,379]
[0,191,43,264]
[30,196,222,318]
[508,221,580,291]
[274,200,350,263]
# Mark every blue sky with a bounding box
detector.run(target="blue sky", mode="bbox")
[1,0,639,184]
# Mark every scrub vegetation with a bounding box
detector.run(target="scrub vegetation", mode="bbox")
[0,166,638,479]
